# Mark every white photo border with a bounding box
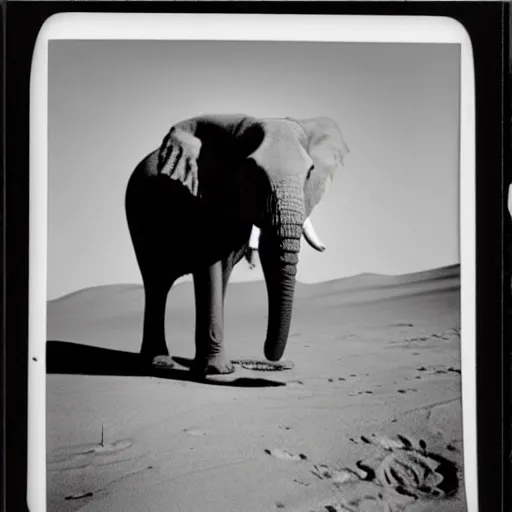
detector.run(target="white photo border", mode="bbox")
[30,13,475,512]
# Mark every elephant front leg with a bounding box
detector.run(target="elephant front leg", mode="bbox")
[192,261,234,375]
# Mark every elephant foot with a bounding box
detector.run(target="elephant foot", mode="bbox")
[191,353,235,376]
[141,354,175,371]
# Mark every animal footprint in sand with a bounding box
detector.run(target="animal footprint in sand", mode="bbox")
[265,448,308,461]
[303,436,458,512]
[377,450,450,499]
[343,434,458,500]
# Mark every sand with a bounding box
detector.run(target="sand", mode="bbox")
[46,264,465,512]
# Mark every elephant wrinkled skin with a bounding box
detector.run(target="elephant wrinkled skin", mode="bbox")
[125,114,349,375]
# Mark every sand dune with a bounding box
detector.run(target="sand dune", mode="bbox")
[47,266,465,511]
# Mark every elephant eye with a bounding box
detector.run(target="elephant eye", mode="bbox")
[306,165,315,180]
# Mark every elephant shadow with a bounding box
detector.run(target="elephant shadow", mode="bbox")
[45,341,285,388]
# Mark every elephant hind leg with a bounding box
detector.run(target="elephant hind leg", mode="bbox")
[192,261,234,375]
[222,256,235,300]
[140,275,175,367]
[221,242,249,298]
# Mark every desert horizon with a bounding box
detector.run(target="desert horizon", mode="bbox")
[47,263,461,304]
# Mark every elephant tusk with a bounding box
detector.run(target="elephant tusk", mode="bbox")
[249,226,261,250]
[508,184,512,220]
[302,218,326,252]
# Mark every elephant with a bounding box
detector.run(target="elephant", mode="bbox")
[125,114,349,375]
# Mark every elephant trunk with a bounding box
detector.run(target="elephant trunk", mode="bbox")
[260,178,305,361]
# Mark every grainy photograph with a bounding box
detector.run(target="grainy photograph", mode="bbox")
[45,38,465,511]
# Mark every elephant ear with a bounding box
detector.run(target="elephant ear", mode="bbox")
[156,115,262,197]
[292,117,349,215]
[157,126,202,196]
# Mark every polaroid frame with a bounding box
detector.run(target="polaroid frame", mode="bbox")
[3,3,508,512]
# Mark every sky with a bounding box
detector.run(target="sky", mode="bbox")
[47,40,460,300]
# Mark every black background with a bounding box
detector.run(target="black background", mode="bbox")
[3,2,509,511]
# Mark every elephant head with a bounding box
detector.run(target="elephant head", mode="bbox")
[157,115,349,362]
